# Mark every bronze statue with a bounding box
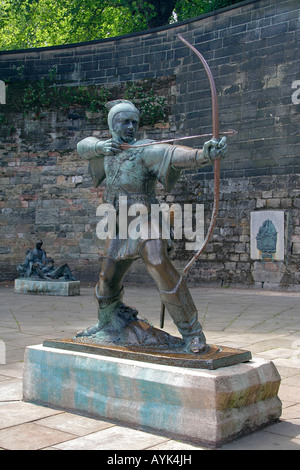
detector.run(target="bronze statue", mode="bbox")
[76,99,227,354]
[17,240,76,281]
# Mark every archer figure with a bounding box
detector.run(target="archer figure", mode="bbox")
[76,100,227,354]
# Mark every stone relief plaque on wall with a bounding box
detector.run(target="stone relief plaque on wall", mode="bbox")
[251,211,285,261]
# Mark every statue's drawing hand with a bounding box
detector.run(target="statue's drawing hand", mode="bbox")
[97,139,122,156]
[203,136,228,161]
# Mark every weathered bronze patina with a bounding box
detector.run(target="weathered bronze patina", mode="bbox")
[43,338,252,370]
[17,240,76,281]
[45,36,249,368]
[75,96,227,355]
[256,219,278,260]
[73,36,231,357]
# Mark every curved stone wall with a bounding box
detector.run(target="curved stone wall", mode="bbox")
[0,0,299,288]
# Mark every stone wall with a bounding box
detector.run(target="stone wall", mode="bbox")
[173,173,299,289]
[0,0,299,289]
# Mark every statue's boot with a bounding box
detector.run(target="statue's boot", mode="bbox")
[76,286,126,337]
[76,285,179,348]
[159,276,207,354]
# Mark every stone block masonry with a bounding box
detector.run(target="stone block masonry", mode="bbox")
[14,278,80,296]
[0,0,299,289]
[173,173,299,289]
[23,345,282,447]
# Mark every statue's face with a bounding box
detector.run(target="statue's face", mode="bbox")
[112,111,139,143]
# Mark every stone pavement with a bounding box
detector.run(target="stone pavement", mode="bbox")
[0,282,299,451]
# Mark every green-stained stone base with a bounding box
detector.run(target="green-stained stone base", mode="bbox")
[14,278,80,296]
[23,344,282,447]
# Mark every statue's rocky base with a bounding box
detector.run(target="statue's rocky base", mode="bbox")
[71,306,252,368]
[44,338,252,370]
[14,278,80,296]
[23,343,281,447]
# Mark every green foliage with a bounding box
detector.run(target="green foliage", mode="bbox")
[174,0,206,19]
[0,0,149,50]
[4,79,113,113]
[124,82,167,126]
[174,0,242,20]
[0,0,243,50]
[1,71,168,126]
[0,0,71,50]
[0,113,7,124]
[205,0,242,13]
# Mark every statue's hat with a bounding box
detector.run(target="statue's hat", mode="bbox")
[106,100,140,131]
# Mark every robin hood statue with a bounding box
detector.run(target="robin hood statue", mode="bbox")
[76,100,227,354]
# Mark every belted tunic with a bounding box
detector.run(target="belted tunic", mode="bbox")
[77,137,209,260]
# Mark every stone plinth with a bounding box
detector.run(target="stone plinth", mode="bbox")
[251,261,286,289]
[14,279,80,296]
[23,344,282,447]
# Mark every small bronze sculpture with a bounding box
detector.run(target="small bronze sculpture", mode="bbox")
[256,219,278,261]
[76,99,227,354]
[17,240,76,281]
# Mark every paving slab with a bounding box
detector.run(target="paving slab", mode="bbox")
[0,401,63,429]
[147,440,207,450]
[0,378,22,401]
[0,284,299,450]
[0,362,24,379]
[221,428,300,451]
[282,374,300,387]
[0,376,11,383]
[265,419,300,439]
[0,423,76,450]
[52,425,169,450]
[35,412,115,436]
[277,384,299,404]
[281,404,300,420]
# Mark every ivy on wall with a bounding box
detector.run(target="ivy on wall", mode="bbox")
[0,68,172,127]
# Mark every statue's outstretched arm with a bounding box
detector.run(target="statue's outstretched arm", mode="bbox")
[171,136,228,170]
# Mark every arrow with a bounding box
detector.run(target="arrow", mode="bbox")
[120,129,237,150]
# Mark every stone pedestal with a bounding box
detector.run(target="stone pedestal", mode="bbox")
[23,344,282,447]
[251,261,286,289]
[14,278,80,296]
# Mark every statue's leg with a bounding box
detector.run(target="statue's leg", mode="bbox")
[140,239,206,354]
[76,257,134,337]
[55,264,75,280]
[46,266,62,279]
